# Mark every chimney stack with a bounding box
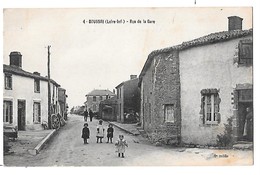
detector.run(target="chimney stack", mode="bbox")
[130,75,137,80]
[10,51,22,68]
[228,16,243,31]
[33,72,41,76]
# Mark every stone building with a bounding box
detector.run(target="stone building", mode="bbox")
[116,75,140,123]
[85,89,116,113]
[58,87,68,120]
[139,16,253,145]
[99,96,117,121]
[3,51,62,130]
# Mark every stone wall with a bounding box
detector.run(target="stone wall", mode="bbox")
[141,50,181,145]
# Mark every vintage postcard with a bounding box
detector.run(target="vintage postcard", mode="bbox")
[2,7,254,167]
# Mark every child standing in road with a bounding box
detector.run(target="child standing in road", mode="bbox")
[115,135,128,158]
[106,124,114,143]
[96,120,105,143]
[81,123,90,144]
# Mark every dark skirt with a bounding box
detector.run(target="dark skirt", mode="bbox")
[107,133,113,138]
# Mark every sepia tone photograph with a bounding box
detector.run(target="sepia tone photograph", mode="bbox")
[2,7,254,167]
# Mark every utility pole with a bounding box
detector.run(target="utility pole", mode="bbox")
[47,45,52,129]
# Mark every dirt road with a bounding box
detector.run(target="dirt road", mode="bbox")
[4,114,253,166]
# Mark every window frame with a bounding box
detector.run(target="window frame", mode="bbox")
[5,73,12,90]
[201,89,220,125]
[93,96,96,102]
[34,79,40,93]
[3,100,13,124]
[33,101,41,123]
[164,104,175,123]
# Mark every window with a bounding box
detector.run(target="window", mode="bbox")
[106,95,109,99]
[164,104,175,123]
[100,96,103,101]
[3,100,13,123]
[239,40,253,65]
[93,104,97,111]
[34,79,40,93]
[5,74,12,90]
[201,89,220,125]
[93,96,96,102]
[33,102,41,123]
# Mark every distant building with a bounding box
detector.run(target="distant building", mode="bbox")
[116,75,140,123]
[85,89,116,113]
[58,87,68,120]
[3,51,62,130]
[99,96,117,121]
[139,16,253,145]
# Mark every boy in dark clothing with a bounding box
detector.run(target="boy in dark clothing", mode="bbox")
[84,109,88,121]
[82,123,90,144]
[89,109,93,122]
[107,124,114,143]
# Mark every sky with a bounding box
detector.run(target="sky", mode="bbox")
[3,8,252,108]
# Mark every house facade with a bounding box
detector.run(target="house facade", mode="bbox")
[85,89,116,113]
[3,51,62,130]
[58,87,68,120]
[139,16,253,145]
[116,75,140,123]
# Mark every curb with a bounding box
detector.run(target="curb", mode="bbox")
[108,122,140,136]
[28,129,57,155]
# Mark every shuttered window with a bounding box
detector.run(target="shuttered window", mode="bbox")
[201,89,221,125]
[239,40,253,65]
[3,100,13,123]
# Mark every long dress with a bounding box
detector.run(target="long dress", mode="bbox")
[96,124,105,138]
[115,139,128,153]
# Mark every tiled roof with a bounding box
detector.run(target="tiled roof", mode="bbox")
[115,77,139,89]
[139,29,253,84]
[86,89,116,96]
[3,64,60,87]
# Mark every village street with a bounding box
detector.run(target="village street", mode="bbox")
[4,114,253,166]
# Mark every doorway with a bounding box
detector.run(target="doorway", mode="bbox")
[235,88,253,142]
[18,100,26,130]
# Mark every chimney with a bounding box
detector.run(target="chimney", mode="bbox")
[9,51,22,68]
[228,16,243,31]
[33,72,41,76]
[130,75,137,80]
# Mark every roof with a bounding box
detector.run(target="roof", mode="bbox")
[139,29,253,85]
[3,64,60,87]
[86,89,116,96]
[115,77,139,89]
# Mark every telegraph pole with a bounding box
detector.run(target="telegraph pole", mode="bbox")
[47,45,52,129]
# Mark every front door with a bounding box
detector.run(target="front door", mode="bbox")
[236,89,253,142]
[18,100,26,130]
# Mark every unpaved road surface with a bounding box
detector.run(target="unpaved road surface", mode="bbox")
[4,115,253,166]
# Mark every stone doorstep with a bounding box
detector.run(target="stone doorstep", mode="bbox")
[233,143,253,150]
[28,129,57,155]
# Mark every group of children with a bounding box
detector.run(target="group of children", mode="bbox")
[81,120,128,158]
